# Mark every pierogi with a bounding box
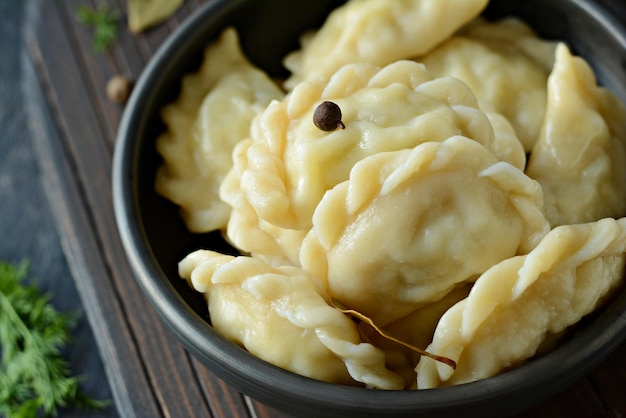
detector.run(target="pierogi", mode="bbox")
[283,0,489,89]
[154,0,626,390]
[155,28,283,232]
[418,17,556,151]
[526,44,626,227]
[179,249,405,389]
[221,60,527,266]
[416,218,626,388]
[300,137,548,325]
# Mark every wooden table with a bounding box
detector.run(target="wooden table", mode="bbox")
[23,0,626,417]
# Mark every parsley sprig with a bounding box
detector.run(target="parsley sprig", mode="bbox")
[76,4,119,52]
[0,261,108,417]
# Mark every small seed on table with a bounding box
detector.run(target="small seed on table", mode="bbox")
[106,75,134,104]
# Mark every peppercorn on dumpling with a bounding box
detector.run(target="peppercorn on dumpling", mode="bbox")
[179,249,405,389]
[415,217,626,388]
[525,44,626,227]
[155,28,283,233]
[299,136,549,325]
[283,0,489,89]
[220,60,527,265]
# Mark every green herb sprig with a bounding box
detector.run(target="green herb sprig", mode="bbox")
[76,4,119,52]
[0,261,109,417]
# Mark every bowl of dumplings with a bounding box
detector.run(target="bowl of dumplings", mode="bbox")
[113,0,626,416]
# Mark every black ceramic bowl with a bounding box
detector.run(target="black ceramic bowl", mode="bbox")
[113,1,626,417]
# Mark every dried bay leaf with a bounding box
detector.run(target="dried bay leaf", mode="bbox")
[128,0,184,33]
[330,298,456,369]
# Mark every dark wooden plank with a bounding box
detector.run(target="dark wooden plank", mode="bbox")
[2,3,117,416]
[24,34,161,418]
[26,1,215,417]
[193,363,253,418]
[56,0,121,147]
[247,397,294,418]
[106,0,152,84]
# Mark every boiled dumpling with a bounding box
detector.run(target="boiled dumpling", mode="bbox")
[162,0,626,392]
[283,0,488,89]
[221,60,518,265]
[179,249,405,389]
[525,44,626,226]
[155,28,283,232]
[416,217,626,388]
[300,136,549,325]
[419,17,556,151]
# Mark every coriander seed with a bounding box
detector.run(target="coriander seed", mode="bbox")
[106,75,133,104]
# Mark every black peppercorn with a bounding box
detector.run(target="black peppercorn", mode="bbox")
[313,101,345,131]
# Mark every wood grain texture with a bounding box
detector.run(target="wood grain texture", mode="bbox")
[1,2,116,416]
[24,0,626,417]
[25,41,161,418]
[26,1,230,417]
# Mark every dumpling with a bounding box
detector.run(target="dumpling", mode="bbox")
[155,28,283,232]
[283,0,488,89]
[416,217,626,388]
[221,60,515,265]
[179,249,405,389]
[299,136,549,325]
[419,17,556,151]
[525,44,626,226]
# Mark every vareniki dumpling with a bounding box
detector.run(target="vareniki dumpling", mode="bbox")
[178,249,405,389]
[154,0,626,391]
[283,0,488,89]
[221,60,519,266]
[155,28,283,232]
[416,217,626,388]
[419,18,556,151]
[300,136,549,325]
[526,44,626,226]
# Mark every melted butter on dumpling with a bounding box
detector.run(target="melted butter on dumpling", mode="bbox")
[155,28,283,233]
[419,18,556,151]
[221,60,523,266]
[179,249,405,389]
[283,0,488,89]
[300,136,549,325]
[526,44,626,226]
[416,217,626,388]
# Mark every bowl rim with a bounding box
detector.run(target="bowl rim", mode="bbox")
[112,0,626,415]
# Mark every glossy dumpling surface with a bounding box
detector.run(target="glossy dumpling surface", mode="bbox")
[155,28,283,232]
[416,217,626,388]
[300,136,549,325]
[525,44,626,226]
[179,249,405,389]
[221,60,509,265]
[419,18,556,151]
[283,0,488,89]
